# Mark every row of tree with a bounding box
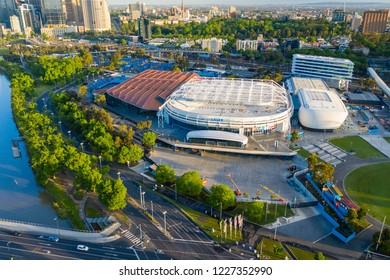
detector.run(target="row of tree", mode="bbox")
[10,73,127,211]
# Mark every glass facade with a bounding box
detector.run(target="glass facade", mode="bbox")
[0,0,16,28]
[40,0,64,25]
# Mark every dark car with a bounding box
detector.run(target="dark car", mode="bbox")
[12,231,22,236]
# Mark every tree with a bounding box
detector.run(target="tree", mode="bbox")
[313,162,334,184]
[307,153,318,173]
[346,208,358,222]
[290,129,299,147]
[246,201,264,223]
[176,171,203,197]
[142,131,157,148]
[99,178,127,210]
[273,244,283,254]
[78,85,87,97]
[357,207,368,220]
[314,252,325,260]
[94,94,106,106]
[171,65,181,72]
[209,184,235,209]
[155,164,175,185]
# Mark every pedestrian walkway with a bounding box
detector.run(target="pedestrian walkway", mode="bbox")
[265,207,321,229]
[303,142,348,166]
[0,217,121,243]
[121,229,142,247]
[360,135,390,158]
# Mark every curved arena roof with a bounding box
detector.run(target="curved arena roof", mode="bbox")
[186,130,248,146]
[161,78,293,132]
[297,88,348,130]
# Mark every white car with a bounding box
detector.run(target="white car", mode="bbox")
[77,245,89,251]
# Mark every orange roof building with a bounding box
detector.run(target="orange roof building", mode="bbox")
[105,70,199,111]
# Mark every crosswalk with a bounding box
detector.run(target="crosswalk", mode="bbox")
[122,230,142,247]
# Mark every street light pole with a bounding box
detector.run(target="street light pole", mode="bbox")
[141,192,145,210]
[163,211,167,234]
[117,171,121,180]
[68,130,71,139]
[151,201,154,219]
[54,216,60,237]
[174,183,177,201]
[98,155,102,169]
[80,142,84,152]
[58,121,62,134]
[219,202,223,219]
[7,242,11,259]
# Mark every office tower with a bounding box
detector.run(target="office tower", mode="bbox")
[361,10,389,33]
[63,0,83,25]
[81,0,111,32]
[40,0,64,25]
[138,17,151,42]
[0,0,16,28]
[10,15,22,33]
[332,9,345,22]
[17,4,36,35]
[292,54,354,89]
[127,2,145,20]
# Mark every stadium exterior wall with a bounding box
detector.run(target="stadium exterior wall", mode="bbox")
[162,104,293,135]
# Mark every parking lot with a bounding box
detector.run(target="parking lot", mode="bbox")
[150,147,309,204]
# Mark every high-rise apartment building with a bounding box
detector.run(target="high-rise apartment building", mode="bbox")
[138,17,151,42]
[18,4,36,35]
[127,2,146,20]
[236,40,258,51]
[350,12,363,32]
[0,0,16,28]
[40,0,64,25]
[361,10,389,33]
[332,9,345,22]
[81,0,111,32]
[10,15,22,33]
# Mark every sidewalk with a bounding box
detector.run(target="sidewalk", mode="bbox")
[360,135,390,158]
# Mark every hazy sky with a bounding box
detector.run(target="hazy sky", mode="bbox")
[108,0,390,5]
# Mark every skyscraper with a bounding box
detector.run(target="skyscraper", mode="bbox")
[332,9,345,22]
[10,15,22,33]
[81,0,111,32]
[0,0,16,28]
[138,17,151,42]
[40,0,64,25]
[361,10,389,33]
[63,0,83,25]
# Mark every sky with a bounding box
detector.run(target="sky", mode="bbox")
[108,0,390,6]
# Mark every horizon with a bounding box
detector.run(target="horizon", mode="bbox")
[108,0,390,6]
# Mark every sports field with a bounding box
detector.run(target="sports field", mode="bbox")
[344,162,390,225]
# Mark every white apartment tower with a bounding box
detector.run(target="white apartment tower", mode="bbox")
[201,38,223,53]
[81,0,111,32]
[10,15,22,34]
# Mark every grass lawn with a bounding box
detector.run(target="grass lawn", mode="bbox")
[345,162,390,225]
[0,48,10,55]
[84,197,104,218]
[178,203,242,243]
[229,202,294,225]
[287,246,332,260]
[293,148,312,159]
[35,83,56,95]
[384,137,390,144]
[329,136,385,158]
[257,238,291,260]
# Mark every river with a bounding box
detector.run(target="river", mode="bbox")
[0,74,70,228]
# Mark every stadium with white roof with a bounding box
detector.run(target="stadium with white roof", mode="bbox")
[297,88,348,130]
[158,77,293,136]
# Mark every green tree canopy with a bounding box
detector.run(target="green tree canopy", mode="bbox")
[155,164,175,185]
[246,201,264,223]
[209,184,235,209]
[176,171,203,197]
[142,131,157,148]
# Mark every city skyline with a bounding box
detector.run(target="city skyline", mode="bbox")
[108,0,390,6]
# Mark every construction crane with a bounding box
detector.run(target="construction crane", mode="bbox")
[226,173,241,196]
